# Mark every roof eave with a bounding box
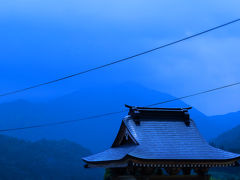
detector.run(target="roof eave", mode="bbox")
[83,155,240,168]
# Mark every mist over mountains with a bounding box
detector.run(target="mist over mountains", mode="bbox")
[0,83,239,152]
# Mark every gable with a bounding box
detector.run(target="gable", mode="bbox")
[112,121,138,147]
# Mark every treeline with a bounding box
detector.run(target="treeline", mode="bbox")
[0,134,102,180]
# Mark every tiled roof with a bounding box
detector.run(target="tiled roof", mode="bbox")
[126,118,239,160]
[83,145,136,162]
[82,107,240,165]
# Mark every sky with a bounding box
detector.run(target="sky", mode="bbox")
[0,0,240,115]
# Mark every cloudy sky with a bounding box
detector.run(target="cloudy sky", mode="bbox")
[0,0,240,115]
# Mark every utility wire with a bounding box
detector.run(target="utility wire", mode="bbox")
[147,82,240,107]
[0,111,124,132]
[0,81,240,132]
[0,18,240,98]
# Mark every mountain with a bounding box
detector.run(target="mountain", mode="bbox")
[212,124,240,151]
[0,83,237,152]
[0,134,102,180]
[207,111,240,141]
[210,126,240,180]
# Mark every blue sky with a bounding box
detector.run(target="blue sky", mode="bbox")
[0,0,240,115]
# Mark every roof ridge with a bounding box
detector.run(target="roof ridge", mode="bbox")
[125,104,192,111]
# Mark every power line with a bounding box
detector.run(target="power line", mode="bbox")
[1,18,240,98]
[147,82,240,107]
[0,111,124,132]
[1,81,240,132]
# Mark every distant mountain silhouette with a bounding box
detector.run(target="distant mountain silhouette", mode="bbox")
[210,124,240,179]
[0,134,102,180]
[213,122,240,151]
[208,111,240,141]
[0,83,239,152]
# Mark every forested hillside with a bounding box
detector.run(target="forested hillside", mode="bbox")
[210,127,240,180]
[212,124,240,150]
[0,135,102,180]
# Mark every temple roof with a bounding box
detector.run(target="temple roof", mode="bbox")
[83,106,240,167]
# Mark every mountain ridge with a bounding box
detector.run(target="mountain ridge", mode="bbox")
[0,83,239,152]
[213,124,240,150]
[0,134,102,180]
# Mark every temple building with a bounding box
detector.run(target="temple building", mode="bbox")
[82,105,240,180]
